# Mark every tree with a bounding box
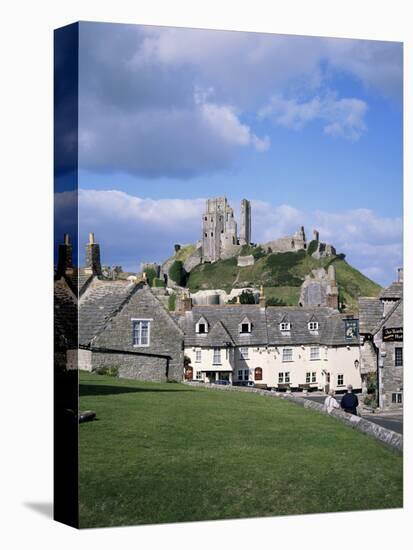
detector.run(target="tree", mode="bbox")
[169,260,186,286]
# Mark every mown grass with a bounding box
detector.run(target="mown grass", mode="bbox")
[79,373,402,528]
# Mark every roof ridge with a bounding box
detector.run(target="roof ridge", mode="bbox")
[372,298,402,335]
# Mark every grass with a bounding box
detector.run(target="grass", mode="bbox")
[79,373,402,528]
[186,249,381,310]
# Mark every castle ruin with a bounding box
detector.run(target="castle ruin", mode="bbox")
[201,197,251,262]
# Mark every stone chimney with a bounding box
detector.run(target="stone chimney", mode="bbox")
[398,267,403,283]
[313,229,319,242]
[183,295,193,312]
[57,233,73,277]
[259,285,266,308]
[85,232,102,276]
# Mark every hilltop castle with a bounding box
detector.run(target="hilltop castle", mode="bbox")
[201,197,251,262]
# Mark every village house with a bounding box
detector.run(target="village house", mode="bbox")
[359,269,403,409]
[55,233,362,392]
[54,233,184,382]
[177,291,361,392]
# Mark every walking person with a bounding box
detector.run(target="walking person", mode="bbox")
[323,390,340,414]
[341,384,359,415]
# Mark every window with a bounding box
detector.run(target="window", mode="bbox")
[395,347,403,367]
[241,323,250,333]
[306,372,311,383]
[392,393,402,404]
[312,372,317,383]
[279,372,290,383]
[310,347,320,360]
[195,350,202,363]
[196,318,208,334]
[337,374,344,386]
[280,322,291,331]
[196,371,203,380]
[282,348,293,362]
[132,320,150,346]
[308,321,319,331]
[213,348,221,365]
[239,347,249,359]
[254,367,263,381]
[238,369,249,381]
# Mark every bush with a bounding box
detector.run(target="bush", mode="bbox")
[144,267,157,287]
[95,366,119,377]
[307,240,318,256]
[153,277,165,288]
[228,290,256,304]
[169,260,186,286]
[267,297,287,306]
[168,293,176,311]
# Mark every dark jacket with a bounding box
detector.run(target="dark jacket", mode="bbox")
[341,392,359,415]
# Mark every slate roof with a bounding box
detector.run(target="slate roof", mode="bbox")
[64,268,94,297]
[178,305,358,347]
[54,277,78,349]
[358,297,383,334]
[380,282,403,300]
[372,299,403,335]
[180,305,268,347]
[79,279,137,346]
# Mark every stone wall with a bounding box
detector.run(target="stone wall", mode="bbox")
[92,351,169,382]
[237,255,255,267]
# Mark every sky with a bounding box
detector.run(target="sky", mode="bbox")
[60,22,402,285]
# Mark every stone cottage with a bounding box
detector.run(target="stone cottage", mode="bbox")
[358,269,403,409]
[54,234,184,382]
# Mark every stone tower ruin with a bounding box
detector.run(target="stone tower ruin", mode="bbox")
[201,197,238,262]
[239,199,251,246]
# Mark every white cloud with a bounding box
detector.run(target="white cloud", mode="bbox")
[260,93,368,141]
[76,190,402,285]
[77,24,401,177]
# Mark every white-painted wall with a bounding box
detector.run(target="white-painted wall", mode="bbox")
[185,344,361,391]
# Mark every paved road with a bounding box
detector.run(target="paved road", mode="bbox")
[303,394,403,435]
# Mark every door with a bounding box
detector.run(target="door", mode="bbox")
[185,366,193,381]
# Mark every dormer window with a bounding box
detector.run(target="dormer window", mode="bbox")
[196,317,209,334]
[280,322,291,332]
[239,317,252,334]
[308,321,319,331]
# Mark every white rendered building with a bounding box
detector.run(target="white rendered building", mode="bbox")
[178,302,361,392]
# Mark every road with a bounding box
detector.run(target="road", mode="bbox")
[303,394,403,435]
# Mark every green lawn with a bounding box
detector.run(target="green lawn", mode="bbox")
[79,372,402,528]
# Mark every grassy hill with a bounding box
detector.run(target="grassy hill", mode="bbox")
[186,249,381,312]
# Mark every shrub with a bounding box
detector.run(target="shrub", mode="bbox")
[169,260,186,286]
[307,240,318,256]
[168,293,176,311]
[153,277,165,288]
[95,366,119,377]
[267,297,287,306]
[144,267,157,287]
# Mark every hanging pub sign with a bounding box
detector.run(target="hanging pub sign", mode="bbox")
[383,327,403,342]
[345,319,359,340]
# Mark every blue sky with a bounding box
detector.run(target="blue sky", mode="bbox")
[62,22,403,285]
